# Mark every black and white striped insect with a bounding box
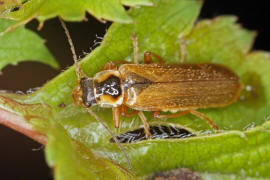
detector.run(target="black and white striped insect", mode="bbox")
[110,125,194,143]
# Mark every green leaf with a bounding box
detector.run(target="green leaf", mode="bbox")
[0,0,153,32]
[1,0,270,179]
[121,0,153,6]
[0,19,58,70]
[46,122,136,180]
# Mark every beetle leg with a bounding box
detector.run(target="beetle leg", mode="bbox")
[77,67,87,78]
[113,107,120,129]
[131,33,165,64]
[152,110,190,119]
[113,107,120,128]
[179,38,187,63]
[153,110,220,130]
[120,106,150,137]
[138,111,152,139]
[102,61,118,70]
[189,110,220,130]
[72,67,86,106]
[144,51,153,64]
[144,51,165,64]
[102,60,132,70]
[120,105,139,117]
[131,32,139,64]
[180,43,186,63]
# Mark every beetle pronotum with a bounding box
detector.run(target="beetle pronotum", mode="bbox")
[60,17,241,171]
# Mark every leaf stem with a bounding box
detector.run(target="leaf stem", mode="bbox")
[0,108,47,145]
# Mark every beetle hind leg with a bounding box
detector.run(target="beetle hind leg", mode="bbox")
[153,110,220,130]
[189,110,220,130]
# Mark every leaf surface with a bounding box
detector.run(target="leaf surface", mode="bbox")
[0,19,58,70]
[46,122,136,180]
[0,0,153,32]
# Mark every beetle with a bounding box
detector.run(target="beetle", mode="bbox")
[72,50,241,137]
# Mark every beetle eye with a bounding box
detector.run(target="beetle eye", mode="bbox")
[81,78,96,107]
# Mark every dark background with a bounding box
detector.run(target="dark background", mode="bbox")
[0,1,269,179]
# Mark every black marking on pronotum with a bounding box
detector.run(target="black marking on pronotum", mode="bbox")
[81,77,96,107]
[95,75,122,98]
[110,125,194,143]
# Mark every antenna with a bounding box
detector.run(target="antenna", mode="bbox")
[59,18,81,78]
[59,18,132,171]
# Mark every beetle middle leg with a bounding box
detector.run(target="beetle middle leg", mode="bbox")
[152,110,220,130]
[102,61,118,70]
[138,111,152,138]
[119,105,151,137]
[120,104,152,138]
[144,51,165,64]
[120,105,139,117]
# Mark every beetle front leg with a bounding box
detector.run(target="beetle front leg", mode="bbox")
[113,107,120,128]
